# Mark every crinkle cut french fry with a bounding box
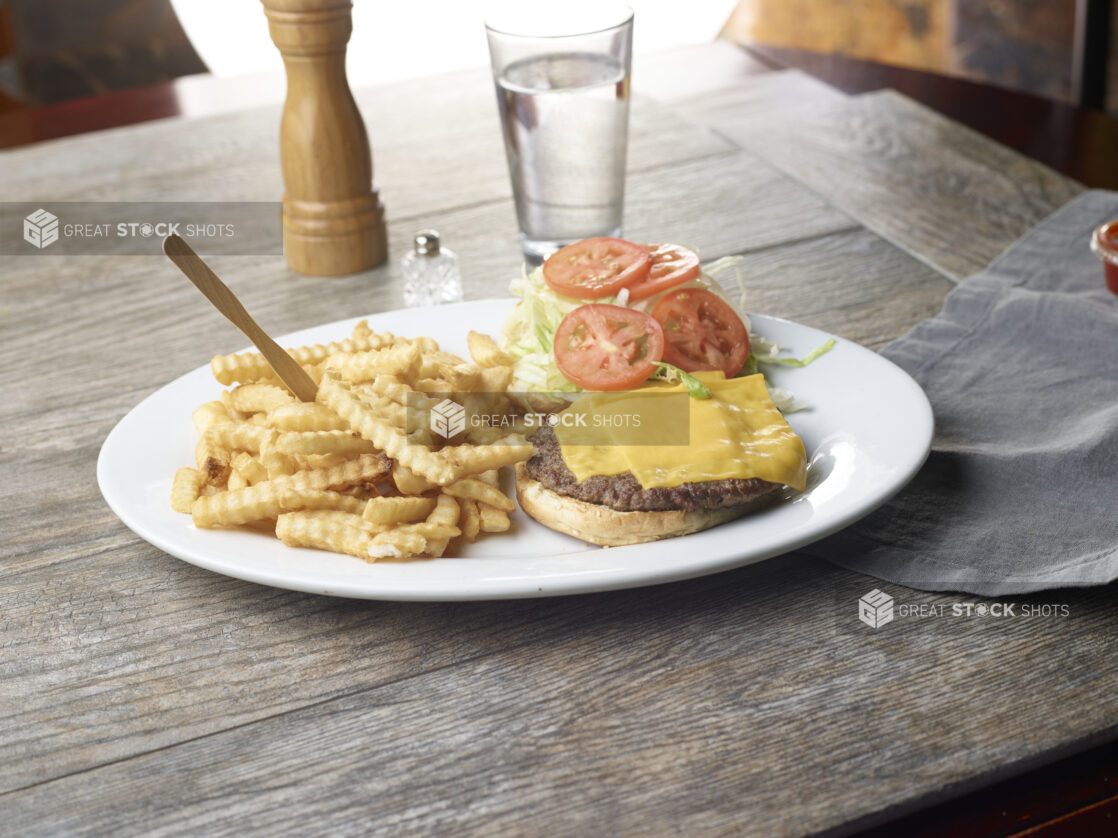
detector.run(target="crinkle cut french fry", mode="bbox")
[471,469,512,533]
[368,523,460,557]
[467,330,516,368]
[318,374,533,485]
[205,423,275,454]
[417,354,480,389]
[428,492,461,528]
[318,374,456,484]
[425,538,451,558]
[444,478,516,511]
[265,402,348,432]
[298,453,350,470]
[260,442,298,478]
[418,350,467,371]
[437,439,534,484]
[273,430,380,457]
[350,319,375,342]
[338,482,381,500]
[367,528,429,559]
[171,467,205,513]
[231,452,269,486]
[351,320,398,346]
[325,343,421,382]
[218,389,242,420]
[182,326,530,562]
[211,334,387,386]
[191,453,390,528]
[195,436,231,486]
[478,364,513,393]
[412,377,455,393]
[276,511,375,561]
[478,504,510,533]
[211,353,274,386]
[392,462,437,494]
[231,383,295,414]
[362,495,437,526]
[193,401,232,435]
[458,498,481,542]
[367,493,461,559]
[447,364,481,391]
[367,374,429,408]
[278,489,366,515]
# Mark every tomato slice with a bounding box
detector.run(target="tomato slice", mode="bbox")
[651,289,750,378]
[553,304,664,391]
[624,243,701,302]
[543,237,651,300]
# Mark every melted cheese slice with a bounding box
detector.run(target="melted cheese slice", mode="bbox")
[555,373,807,492]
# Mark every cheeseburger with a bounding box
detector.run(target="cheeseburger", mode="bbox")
[500,237,812,545]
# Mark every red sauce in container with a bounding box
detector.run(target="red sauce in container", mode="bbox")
[1091,220,1118,296]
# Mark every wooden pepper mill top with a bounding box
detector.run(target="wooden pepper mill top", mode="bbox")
[261,0,387,276]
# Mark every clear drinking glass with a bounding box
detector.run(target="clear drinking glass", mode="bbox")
[485,1,634,264]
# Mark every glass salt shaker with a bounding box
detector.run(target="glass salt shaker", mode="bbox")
[402,230,463,307]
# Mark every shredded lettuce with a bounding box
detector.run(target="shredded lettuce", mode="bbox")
[498,256,832,413]
[756,338,836,368]
[652,363,712,399]
[745,335,836,412]
[501,266,588,396]
[698,254,748,313]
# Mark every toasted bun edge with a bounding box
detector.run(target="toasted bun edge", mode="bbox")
[514,462,776,547]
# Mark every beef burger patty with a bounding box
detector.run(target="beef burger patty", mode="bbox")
[524,425,781,513]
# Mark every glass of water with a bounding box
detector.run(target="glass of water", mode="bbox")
[485,1,634,264]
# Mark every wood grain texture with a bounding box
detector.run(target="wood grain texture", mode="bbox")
[668,67,848,122]
[683,87,1085,279]
[733,227,956,350]
[631,39,774,101]
[0,68,734,223]
[1,561,1115,837]
[0,42,1110,837]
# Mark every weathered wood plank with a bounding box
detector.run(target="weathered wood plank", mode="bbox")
[1,561,1115,836]
[667,67,848,121]
[684,88,1084,279]
[0,68,733,222]
[735,227,956,351]
[632,39,774,102]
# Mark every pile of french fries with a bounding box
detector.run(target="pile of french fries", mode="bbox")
[170,320,531,561]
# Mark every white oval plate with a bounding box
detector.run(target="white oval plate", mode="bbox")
[98,299,932,600]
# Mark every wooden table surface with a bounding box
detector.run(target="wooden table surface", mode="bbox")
[2,41,1115,836]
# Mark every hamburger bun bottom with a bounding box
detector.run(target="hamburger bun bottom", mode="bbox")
[514,463,779,547]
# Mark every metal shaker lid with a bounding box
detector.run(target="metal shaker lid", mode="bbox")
[413,230,441,256]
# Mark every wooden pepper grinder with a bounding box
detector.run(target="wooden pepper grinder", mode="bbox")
[261,0,387,276]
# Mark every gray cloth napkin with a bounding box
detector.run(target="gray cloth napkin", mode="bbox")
[804,190,1118,596]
